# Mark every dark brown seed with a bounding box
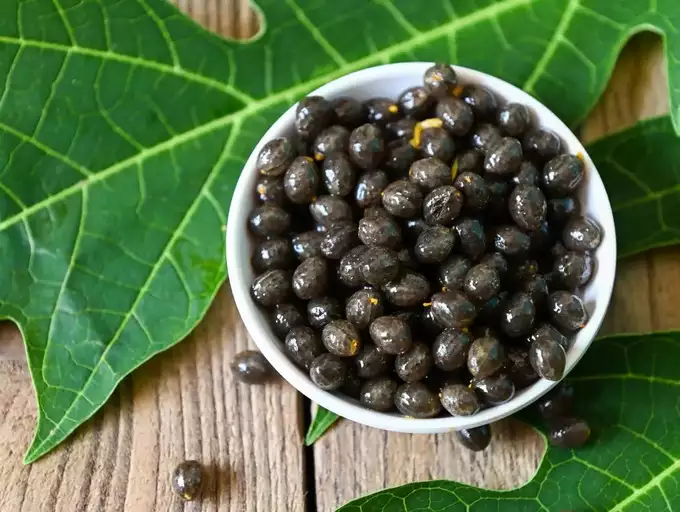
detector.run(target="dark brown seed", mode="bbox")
[542,154,584,196]
[310,354,348,390]
[358,214,402,248]
[271,303,305,338]
[440,383,480,416]
[513,161,539,186]
[522,274,549,309]
[313,125,350,160]
[493,225,531,256]
[424,63,458,97]
[332,96,366,128]
[409,157,451,190]
[523,129,561,162]
[461,85,498,119]
[529,323,570,351]
[383,271,431,307]
[464,264,500,302]
[292,256,328,300]
[354,169,389,208]
[506,346,539,389]
[433,329,471,371]
[230,350,272,384]
[307,296,342,329]
[296,96,333,140]
[320,222,358,259]
[361,246,400,286]
[480,252,508,276]
[415,226,456,264]
[369,316,412,355]
[251,269,291,306]
[455,149,483,174]
[342,366,363,398]
[355,344,392,379]
[497,103,532,137]
[453,218,486,259]
[456,425,491,451]
[548,196,580,225]
[554,251,594,290]
[322,319,361,357]
[322,152,356,196]
[470,123,502,153]
[529,336,566,381]
[309,195,353,226]
[256,137,296,177]
[285,326,323,370]
[399,86,433,119]
[549,418,591,448]
[291,230,324,261]
[454,171,489,213]
[484,137,523,176]
[438,256,472,291]
[536,383,574,419]
[423,185,464,226]
[500,292,535,338]
[255,175,287,204]
[467,336,505,378]
[430,291,477,329]
[248,204,291,237]
[346,288,384,330]
[473,373,515,405]
[395,342,433,383]
[251,237,293,272]
[508,184,547,231]
[382,179,424,218]
[361,377,399,411]
[171,460,203,501]
[386,118,417,140]
[338,245,369,287]
[549,291,588,331]
[384,139,418,174]
[403,217,429,242]
[349,123,385,170]
[420,128,455,162]
[436,97,474,136]
[366,97,401,126]
[394,382,442,418]
[563,217,602,252]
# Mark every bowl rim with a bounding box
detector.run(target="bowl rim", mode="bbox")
[226,62,617,433]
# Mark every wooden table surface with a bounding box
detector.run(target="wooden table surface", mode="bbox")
[1,2,678,511]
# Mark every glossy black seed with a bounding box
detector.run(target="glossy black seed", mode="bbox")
[523,129,561,162]
[462,85,498,119]
[497,103,532,137]
[493,225,531,256]
[403,217,429,242]
[530,323,569,351]
[473,373,515,405]
[386,118,417,140]
[508,184,547,231]
[256,137,296,176]
[291,230,324,260]
[477,291,508,325]
[283,156,320,204]
[366,97,401,126]
[456,425,491,451]
[549,418,591,448]
[361,377,398,411]
[454,218,486,259]
[313,125,350,161]
[480,252,508,276]
[512,161,539,186]
[292,256,328,299]
[522,274,549,309]
[346,287,384,330]
[231,350,272,384]
[296,96,333,140]
[454,172,489,213]
[310,195,353,226]
[548,196,580,225]
[467,336,505,378]
[354,170,389,209]
[310,354,347,390]
[382,179,424,218]
[415,226,456,263]
[438,256,472,291]
[549,291,588,331]
[364,206,390,218]
[355,343,392,379]
[433,329,472,371]
[271,303,305,338]
[248,204,291,237]
[349,123,385,170]
[500,292,535,338]
[369,316,413,355]
[399,86,433,119]
[361,246,400,286]
[320,222,358,259]
[529,335,566,381]
[338,245,369,287]
[563,217,602,252]
[409,157,451,190]
[554,251,593,290]
[384,139,418,174]
[383,271,431,307]
[171,460,203,501]
[433,98,473,138]
[251,269,291,306]
[420,128,455,162]
[542,154,584,196]
[307,296,342,329]
[464,264,501,302]
[470,123,502,153]
[431,291,477,329]
[485,178,511,222]
[420,306,442,336]
[332,96,366,128]
[285,326,324,370]
[322,152,355,196]
[255,175,287,205]
[536,383,574,419]
[455,149,483,174]
[485,137,523,176]
[423,186,464,226]
[358,214,402,248]
[506,346,539,389]
[322,319,361,357]
[424,63,458,97]
[394,382,442,418]
[395,342,433,383]
[440,383,481,416]
[252,237,293,272]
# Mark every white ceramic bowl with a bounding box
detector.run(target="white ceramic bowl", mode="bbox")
[227,63,617,433]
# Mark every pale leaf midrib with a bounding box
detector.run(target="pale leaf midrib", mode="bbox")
[0,0,533,233]
[608,459,679,511]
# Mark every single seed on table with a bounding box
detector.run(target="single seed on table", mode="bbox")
[230,350,272,384]
[455,425,491,451]
[171,460,203,501]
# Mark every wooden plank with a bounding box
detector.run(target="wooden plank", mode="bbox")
[314,34,680,511]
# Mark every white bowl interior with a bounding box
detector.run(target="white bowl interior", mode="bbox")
[227,63,617,433]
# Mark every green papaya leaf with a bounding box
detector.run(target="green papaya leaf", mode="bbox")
[2,0,679,463]
[587,116,680,258]
[305,405,339,446]
[337,331,680,511]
